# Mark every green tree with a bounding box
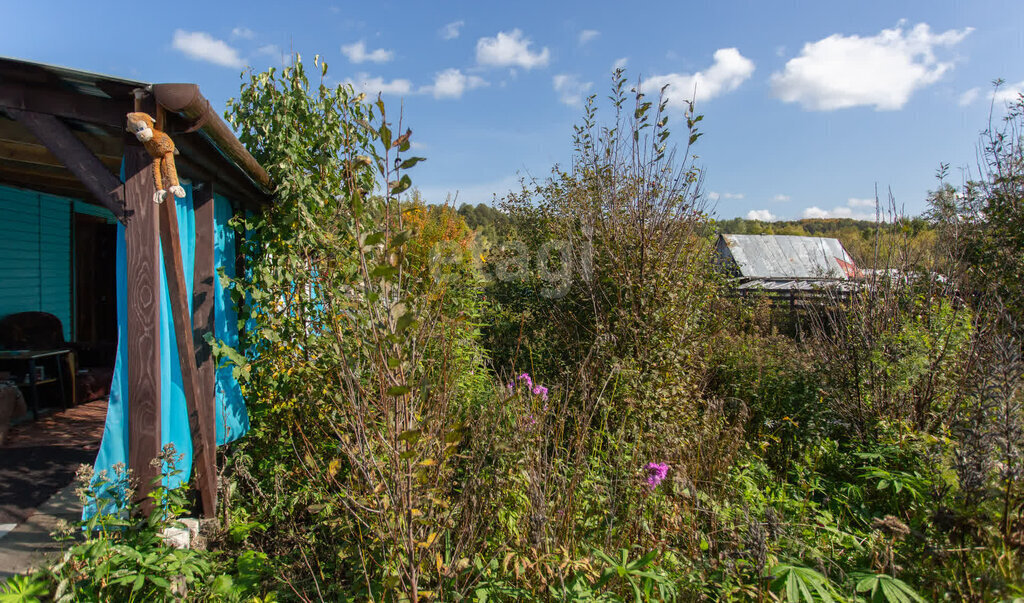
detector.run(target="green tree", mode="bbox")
[930,91,1024,320]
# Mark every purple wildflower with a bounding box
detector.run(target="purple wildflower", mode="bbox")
[645,462,669,489]
[517,373,533,389]
[532,385,549,400]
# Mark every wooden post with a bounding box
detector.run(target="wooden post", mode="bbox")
[192,183,218,501]
[124,145,161,511]
[159,189,217,517]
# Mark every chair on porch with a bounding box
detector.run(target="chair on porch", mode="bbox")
[0,312,114,407]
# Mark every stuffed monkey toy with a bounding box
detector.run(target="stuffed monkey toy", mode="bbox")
[125,112,186,204]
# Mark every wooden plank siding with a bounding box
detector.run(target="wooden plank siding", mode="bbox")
[0,185,72,340]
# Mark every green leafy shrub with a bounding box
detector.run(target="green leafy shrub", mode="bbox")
[0,446,238,602]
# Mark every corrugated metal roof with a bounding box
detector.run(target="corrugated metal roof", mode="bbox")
[717,234,857,280]
[736,279,859,291]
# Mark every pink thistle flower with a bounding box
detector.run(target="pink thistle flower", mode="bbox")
[645,462,669,489]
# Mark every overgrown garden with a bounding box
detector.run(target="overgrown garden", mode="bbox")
[3,57,1023,602]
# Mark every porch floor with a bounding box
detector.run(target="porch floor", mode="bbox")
[0,398,107,526]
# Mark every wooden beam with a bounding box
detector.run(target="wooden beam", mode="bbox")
[0,115,123,158]
[124,145,161,513]
[0,161,90,187]
[8,109,126,222]
[0,138,62,166]
[159,187,217,517]
[192,183,217,499]
[0,169,88,199]
[0,82,125,128]
[0,139,121,171]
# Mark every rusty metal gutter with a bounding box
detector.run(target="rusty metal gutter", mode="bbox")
[150,83,272,195]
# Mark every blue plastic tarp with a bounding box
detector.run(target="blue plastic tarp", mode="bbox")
[90,186,249,512]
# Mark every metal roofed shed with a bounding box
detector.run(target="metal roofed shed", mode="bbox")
[715,234,859,292]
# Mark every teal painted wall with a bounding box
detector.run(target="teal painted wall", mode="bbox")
[0,184,73,340]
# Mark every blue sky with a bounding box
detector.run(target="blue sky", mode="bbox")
[4,0,1023,220]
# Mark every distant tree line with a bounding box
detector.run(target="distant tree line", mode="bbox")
[443,201,940,271]
[715,216,938,269]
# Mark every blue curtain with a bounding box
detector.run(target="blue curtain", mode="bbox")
[90,186,249,514]
[213,194,249,444]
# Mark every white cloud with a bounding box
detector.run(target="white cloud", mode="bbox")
[341,41,394,64]
[641,48,755,108]
[747,209,776,221]
[722,192,744,200]
[613,57,628,71]
[232,27,255,40]
[803,206,833,219]
[440,20,464,40]
[172,30,245,68]
[959,87,980,106]
[422,68,488,99]
[959,81,1024,107]
[771,23,973,111]
[802,197,879,220]
[344,73,413,96]
[553,74,593,106]
[476,29,550,70]
[772,194,791,202]
[578,29,600,45]
[994,80,1024,104]
[803,206,858,219]
[847,197,877,208]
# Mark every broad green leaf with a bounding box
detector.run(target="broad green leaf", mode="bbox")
[399,156,426,170]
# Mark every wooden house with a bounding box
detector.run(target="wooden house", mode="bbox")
[0,57,272,516]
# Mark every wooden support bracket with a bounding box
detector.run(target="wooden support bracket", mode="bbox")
[158,192,218,518]
[8,108,127,222]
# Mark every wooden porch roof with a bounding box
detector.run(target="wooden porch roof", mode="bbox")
[0,56,272,210]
